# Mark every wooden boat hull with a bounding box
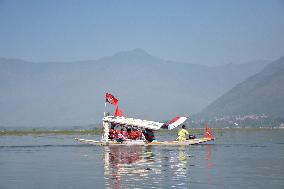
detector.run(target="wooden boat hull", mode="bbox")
[74,138,214,146]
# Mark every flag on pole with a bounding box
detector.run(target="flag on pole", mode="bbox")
[115,106,123,117]
[205,123,212,139]
[105,93,118,106]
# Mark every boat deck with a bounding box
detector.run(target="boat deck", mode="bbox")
[75,138,214,146]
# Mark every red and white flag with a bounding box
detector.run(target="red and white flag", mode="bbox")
[115,106,124,117]
[105,93,118,106]
[205,123,212,139]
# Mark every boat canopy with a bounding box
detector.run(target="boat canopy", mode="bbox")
[102,116,164,130]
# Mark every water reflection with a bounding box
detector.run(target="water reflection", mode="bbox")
[103,145,212,189]
[205,145,213,169]
[104,146,157,189]
[168,146,189,188]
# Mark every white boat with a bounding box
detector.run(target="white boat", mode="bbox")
[75,115,214,146]
[75,93,214,146]
[75,137,214,146]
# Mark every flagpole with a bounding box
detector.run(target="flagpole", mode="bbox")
[104,102,106,117]
[104,92,106,117]
[103,96,107,141]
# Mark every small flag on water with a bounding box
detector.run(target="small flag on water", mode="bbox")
[205,123,212,139]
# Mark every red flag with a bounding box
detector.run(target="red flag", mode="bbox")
[205,123,212,139]
[105,93,118,106]
[115,106,123,117]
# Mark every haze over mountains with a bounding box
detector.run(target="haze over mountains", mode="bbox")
[199,56,284,119]
[0,49,270,127]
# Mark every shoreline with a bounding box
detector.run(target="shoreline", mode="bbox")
[0,127,282,136]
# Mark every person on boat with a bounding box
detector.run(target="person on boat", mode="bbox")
[121,128,129,139]
[143,128,156,142]
[109,123,118,140]
[109,129,116,140]
[126,128,135,139]
[126,128,140,140]
[176,125,189,142]
[136,130,143,140]
[116,128,126,143]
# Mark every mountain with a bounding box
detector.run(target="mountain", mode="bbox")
[199,56,284,118]
[0,49,269,127]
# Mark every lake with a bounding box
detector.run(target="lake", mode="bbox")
[0,129,284,189]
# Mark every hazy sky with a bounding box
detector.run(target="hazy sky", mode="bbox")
[0,0,283,65]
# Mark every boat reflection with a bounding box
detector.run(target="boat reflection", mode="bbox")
[103,145,213,188]
[104,146,156,189]
[205,145,213,169]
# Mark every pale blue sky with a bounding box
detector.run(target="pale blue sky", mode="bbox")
[0,0,283,65]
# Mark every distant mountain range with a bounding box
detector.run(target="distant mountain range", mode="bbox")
[0,48,269,127]
[199,56,284,119]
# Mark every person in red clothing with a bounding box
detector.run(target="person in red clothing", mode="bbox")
[109,123,118,140]
[121,128,129,139]
[116,128,127,143]
[127,128,141,140]
[126,128,133,139]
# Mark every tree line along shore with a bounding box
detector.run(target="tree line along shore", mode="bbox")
[1,127,281,136]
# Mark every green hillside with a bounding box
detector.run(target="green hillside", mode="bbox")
[199,56,284,119]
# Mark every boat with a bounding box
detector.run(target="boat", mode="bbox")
[75,93,214,146]
[75,137,214,146]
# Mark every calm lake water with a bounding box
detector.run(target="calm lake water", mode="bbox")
[0,129,284,189]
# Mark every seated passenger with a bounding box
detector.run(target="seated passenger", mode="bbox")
[127,128,137,140]
[109,123,118,140]
[136,130,143,139]
[143,128,156,142]
[109,129,116,140]
[126,128,132,138]
[121,128,129,139]
[116,129,126,143]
